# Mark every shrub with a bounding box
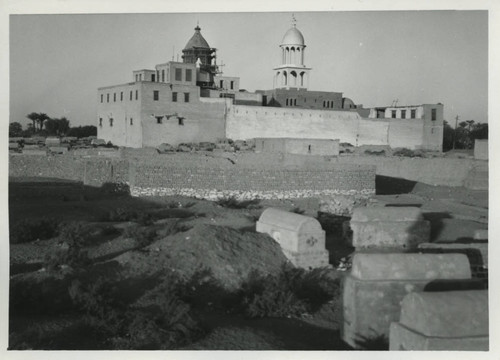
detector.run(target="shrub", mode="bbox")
[364,149,386,156]
[10,217,60,244]
[69,273,202,349]
[393,148,423,158]
[123,226,157,248]
[216,196,261,209]
[238,265,340,318]
[106,207,137,222]
[43,222,91,271]
[100,182,130,195]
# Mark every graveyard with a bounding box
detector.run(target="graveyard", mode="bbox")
[8,152,488,350]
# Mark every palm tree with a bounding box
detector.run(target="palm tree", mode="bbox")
[26,112,38,130]
[37,113,49,131]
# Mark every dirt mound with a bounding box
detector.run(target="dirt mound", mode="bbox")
[115,224,288,290]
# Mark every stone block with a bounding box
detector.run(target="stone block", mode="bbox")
[49,146,69,154]
[418,242,488,271]
[256,208,329,269]
[351,253,472,280]
[389,322,488,351]
[22,149,47,156]
[390,290,488,350]
[341,253,472,348]
[351,207,430,250]
[45,137,61,146]
[474,139,488,160]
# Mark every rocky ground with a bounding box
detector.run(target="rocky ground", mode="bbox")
[8,174,488,350]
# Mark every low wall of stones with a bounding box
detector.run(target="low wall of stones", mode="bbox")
[129,163,375,200]
[9,153,376,200]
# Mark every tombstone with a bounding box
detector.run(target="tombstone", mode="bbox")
[45,137,61,147]
[256,208,329,269]
[91,138,107,146]
[474,139,488,160]
[390,290,488,350]
[49,145,69,154]
[350,207,430,250]
[341,252,472,349]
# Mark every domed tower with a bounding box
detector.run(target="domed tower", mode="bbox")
[274,17,311,90]
[182,25,218,88]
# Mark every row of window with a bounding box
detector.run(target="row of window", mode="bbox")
[158,91,190,103]
[101,90,138,103]
[391,109,437,121]
[134,68,193,83]
[98,116,184,127]
[219,80,235,90]
[285,98,297,106]
[323,100,335,108]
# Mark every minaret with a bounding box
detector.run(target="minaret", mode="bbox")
[273,16,311,90]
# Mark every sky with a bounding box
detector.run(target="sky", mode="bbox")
[9,10,488,129]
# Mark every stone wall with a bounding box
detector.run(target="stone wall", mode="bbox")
[9,153,376,200]
[226,104,443,151]
[129,162,375,200]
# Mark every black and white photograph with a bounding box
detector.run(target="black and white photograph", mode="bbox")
[2,0,498,356]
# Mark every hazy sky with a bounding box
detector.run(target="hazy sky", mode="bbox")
[10,11,488,128]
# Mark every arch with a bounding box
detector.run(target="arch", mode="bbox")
[286,47,290,64]
[283,71,288,86]
[286,98,289,106]
[296,47,301,65]
[294,99,297,106]
[290,71,297,87]
[291,47,295,64]
[300,72,305,87]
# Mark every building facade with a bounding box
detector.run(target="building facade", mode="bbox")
[97,21,444,151]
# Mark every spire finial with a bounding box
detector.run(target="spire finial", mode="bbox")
[292,13,297,27]
[195,21,200,31]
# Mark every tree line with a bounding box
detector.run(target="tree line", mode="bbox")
[9,112,97,139]
[442,120,488,152]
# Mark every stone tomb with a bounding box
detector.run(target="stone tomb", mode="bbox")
[390,290,488,350]
[342,252,472,348]
[350,207,430,250]
[256,208,329,269]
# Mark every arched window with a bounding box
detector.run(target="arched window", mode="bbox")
[286,99,289,106]
[283,71,288,86]
[294,99,297,106]
[300,72,305,87]
[290,71,297,87]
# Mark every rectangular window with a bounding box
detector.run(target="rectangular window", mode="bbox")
[151,74,156,82]
[113,93,116,102]
[107,93,109,102]
[135,90,138,100]
[175,68,182,81]
[130,91,133,101]
[172,92,177,102]
[230,81,234,90]
[162,69,165,82]
[185,69,192,82]
[184,92,190,102]
[130,118,133,125]
[411,109,416,118]
[401,110,406,119]
[120,92,123,101]
[178,117,184,126]
[431,108,437,121]
[220,80,224,88]
[153,90,159,101]
[109,118,113,127]
[156,116,163,124]
[99,118,103,126]
[391,110,397,118]
[100,94,103,103]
